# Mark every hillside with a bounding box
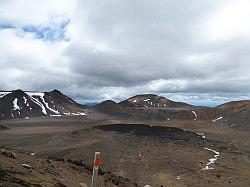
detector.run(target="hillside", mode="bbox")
[120,94,193,108]
[94,95,199,121]
[94,94,250,130]
[0,89,86,120]
[212,100,250,130]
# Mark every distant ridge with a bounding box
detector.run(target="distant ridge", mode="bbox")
[1,91,249,131]
[94,94,250,131]
[94,94,199,120]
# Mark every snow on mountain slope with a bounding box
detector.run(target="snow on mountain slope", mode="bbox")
[0,89,86,120]
[0,92,11,98]
[120,94,194,108]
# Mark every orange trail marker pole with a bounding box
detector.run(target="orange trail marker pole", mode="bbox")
[91,152,100,187]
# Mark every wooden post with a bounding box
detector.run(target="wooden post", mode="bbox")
[91,152,100,187]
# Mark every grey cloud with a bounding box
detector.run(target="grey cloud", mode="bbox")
[0,0,250,103]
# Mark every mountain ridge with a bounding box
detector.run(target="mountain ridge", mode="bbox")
[1,90,249,131]
[0,89,87,120]
[94,95,250,130]
[119,94,194,108]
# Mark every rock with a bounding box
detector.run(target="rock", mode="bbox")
[47,159,52,164]
[138,153,142,159]
[22,164,32,170]
[55,181,67,187]
[0,148,16,159]
[98,168,105,176]
[79,183,88,187]
[112,179,119,185]
[73,160,86,167]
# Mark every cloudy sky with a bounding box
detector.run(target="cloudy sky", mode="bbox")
[1,0,250,106]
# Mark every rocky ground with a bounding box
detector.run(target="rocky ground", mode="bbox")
[0,146,136,187]
[0,115,249,187]
[0,125,8,130]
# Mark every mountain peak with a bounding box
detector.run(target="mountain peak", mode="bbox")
[120,94,192,108]
[51,89,62,94]
[12,89,25,95]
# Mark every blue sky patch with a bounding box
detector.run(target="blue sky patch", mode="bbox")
[0,18,70,42]
[0,23,16,29]
[22,18,70,41]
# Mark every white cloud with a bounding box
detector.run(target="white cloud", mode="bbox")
[0,27,70,90]
[206,0,250,41]
[0,0,76,26]
[0,0,249,104]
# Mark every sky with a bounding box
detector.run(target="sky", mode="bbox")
[0,0,250,106]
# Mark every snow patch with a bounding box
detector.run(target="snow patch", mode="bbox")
[192,111,197,120]
[63,112,87,116]
[26,93,47,115]
[23,97,29,106]
[0,92,11,98]
[196,132,206,139]
[71,112,87,116]
[22,164,31,169]
[202,147,220,170]
[26,92,59,115]
[40,95,59,114]
[50,114,61,117]
[143,99,150,102]
[78,112,87,116]
[213,116,223,122]
[26,92,44,97]
[13,98,20,110]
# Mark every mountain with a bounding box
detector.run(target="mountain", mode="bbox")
[0,89,86,120]
[216,100,250,112]
[1,90,249,130]
[94,94,250,130]
[94,100,120,110]
[94,100,132,119]
[120,94,193,108]
[94,94,198,120]
[212,100,250,130]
